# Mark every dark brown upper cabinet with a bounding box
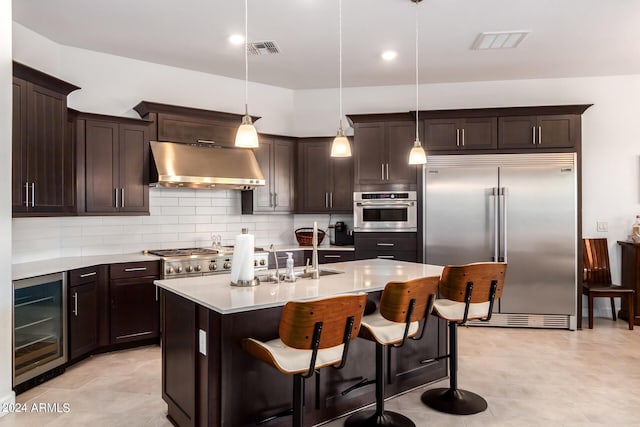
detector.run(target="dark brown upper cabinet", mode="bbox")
[251,135,295,213]
[12,62,79,216]
[498,115,579,150]
[72,111,151,215]
[296,137,353,214]
[347,114,418,191]
[424,117,497,151]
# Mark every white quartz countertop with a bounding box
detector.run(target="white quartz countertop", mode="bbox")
[154,259,443,314]
[12,253,161,281]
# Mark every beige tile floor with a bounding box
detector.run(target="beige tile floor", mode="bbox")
[1,317,639,426]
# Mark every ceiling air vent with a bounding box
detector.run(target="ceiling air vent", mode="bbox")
[247,40,281,55]
[471,31,529,50]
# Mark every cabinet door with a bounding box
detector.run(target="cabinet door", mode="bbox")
[354,123,386,185]
[318,250,355,264]
[26,83,74,213]
[110,276,159,344]
[85,120,119,213]
[298,141,331,213]
[330,155,354,212]
[69,281,99,360]
[498,116,539,149]
[386,122,418,185]
[119,123,149,212]
[424,118,459,151]
[12,78,28,213]
[252,138,274,212]
[537,115,578,149]
[462,118,498,149]
[157,113,237,147]
[273,139,294,212]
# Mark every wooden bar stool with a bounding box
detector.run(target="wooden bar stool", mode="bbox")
[242,293,367,427]
[421,262,506,415]
[344,276,440,427]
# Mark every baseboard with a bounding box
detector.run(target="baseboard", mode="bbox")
[0,390,16,417]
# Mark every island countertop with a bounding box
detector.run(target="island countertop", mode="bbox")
[154,258,443,314]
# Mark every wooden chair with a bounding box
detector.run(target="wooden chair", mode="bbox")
[242,293,367,427]
[344,276,440,427]
[583,238,634,330]
[421,262,507,415]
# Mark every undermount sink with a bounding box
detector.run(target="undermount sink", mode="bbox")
[257,269,343,283]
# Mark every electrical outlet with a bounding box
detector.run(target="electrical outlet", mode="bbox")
[597,221,608,232]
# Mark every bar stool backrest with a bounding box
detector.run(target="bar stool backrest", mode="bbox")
[439,263,507,303]
[380,276,440,323]
[279,293,367,350]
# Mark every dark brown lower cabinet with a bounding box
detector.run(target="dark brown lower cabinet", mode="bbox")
[354,232,418,262]
[303,249,356,264]
[109,262,160,345]
[68,266,103,361]
[161,289,446,427]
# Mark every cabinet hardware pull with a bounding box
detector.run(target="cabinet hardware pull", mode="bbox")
[329,192,333,209]
[121,188,125,208]
[24,182,29,207]
[376,243,395,247]
[377,255,395,259]
[532,127,536,145]
[456,128,460,147]
[324,255,341,258]
[385,163,389,180]
[155,286,159,302]
[31,183,35,207]
[274,193,278,208]
[72,292,78,317]
[79,272,97,278]
[269,192,274,207]
[538,126,542,145]
[381,163,385,180]
[114,188,119,208]
[197,139,216,144]
[124,267,147,272]
[461,129,465,147]
[325,192,329,209]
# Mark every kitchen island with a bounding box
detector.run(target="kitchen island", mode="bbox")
[155,259,447,427]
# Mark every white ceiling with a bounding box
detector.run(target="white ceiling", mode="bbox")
[12,0,640,90]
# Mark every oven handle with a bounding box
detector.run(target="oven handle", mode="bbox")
[355,201,415,207]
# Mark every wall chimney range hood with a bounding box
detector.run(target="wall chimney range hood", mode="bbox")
[149,141,265,190]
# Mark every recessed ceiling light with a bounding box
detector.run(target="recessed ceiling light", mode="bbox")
[228,34,245,45]
[471,31,529,50]
[381,50,397,61]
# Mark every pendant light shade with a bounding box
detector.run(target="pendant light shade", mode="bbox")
[408,0,426,165]
[235,0,259,148]
[330,0,352,158]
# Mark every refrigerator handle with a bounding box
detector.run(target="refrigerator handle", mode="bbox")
[492,187,499,262]
[499,187,508,263]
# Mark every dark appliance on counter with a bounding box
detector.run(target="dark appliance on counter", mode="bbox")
[13,272,67,392]
[145,247,269,279]
[334,221,354,246]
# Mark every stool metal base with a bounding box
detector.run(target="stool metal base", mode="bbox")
[344,410,416,427]
[421,388,488,415]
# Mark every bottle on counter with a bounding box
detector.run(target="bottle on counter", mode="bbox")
[633,215,640,243]
[285,252,296,282]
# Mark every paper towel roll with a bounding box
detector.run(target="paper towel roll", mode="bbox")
[231,230,254,284]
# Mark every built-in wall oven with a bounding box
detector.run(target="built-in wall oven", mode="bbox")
[13,272,67,389]
[353,191,417,232]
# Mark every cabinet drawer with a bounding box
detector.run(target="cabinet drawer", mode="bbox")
[355,250,417,263]
[354,232,417,252]
[109,261,160,279]
[318,251,355,264]
[69,265,102,287]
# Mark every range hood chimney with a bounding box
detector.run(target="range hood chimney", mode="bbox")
[150,141,265,190]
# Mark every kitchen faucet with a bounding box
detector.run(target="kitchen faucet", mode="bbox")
[304,222,320,279]
[269,244,280,284]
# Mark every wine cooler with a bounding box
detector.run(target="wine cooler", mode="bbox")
[13,272,67,388]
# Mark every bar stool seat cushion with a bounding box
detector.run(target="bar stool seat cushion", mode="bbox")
[432,299,490,322]
[359,310,420,345]
[243,338,345,375]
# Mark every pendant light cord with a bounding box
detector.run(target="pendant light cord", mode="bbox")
[415,0,419,141]
[244,0,249,113]
[339,0,343,128]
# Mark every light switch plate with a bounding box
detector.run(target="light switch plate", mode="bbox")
[199,329,207,356]
[597,221,608,232]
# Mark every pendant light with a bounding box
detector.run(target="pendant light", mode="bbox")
[408,0,427,165]
[235,0,259,148]
[330,0,352,157]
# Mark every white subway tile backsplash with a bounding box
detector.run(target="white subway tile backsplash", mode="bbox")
[179,216,211,224]
[161,206,197,216]
[179,197,212,207]
[196,207,228,215]
[195,223,227,232]
[151,197,180,206]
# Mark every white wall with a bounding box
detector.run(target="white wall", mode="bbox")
[1,0,15,416]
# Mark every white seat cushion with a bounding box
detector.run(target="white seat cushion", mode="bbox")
[360,310,419,345]
[243,338,345,374]
[432,299,491,322]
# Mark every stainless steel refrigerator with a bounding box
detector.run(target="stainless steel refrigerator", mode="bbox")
[424,153,577,329]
